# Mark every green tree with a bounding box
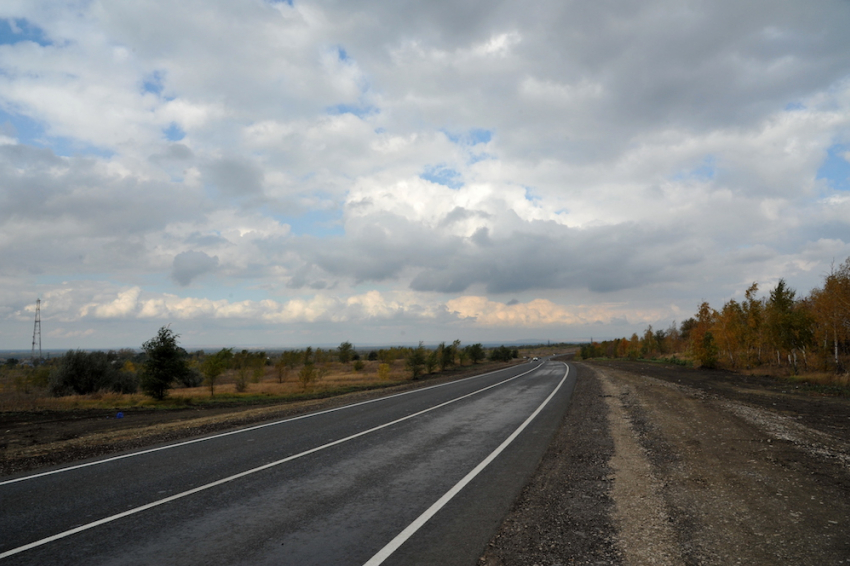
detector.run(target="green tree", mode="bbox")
[338,341,355,364]
[202,348,232,397]
[425,350,438,373]
[489,345,513,362]
[765,279,813,372]
[406,342,427,379]
[299,362,317,390]
[231,350,252,392]
[140,326,190,400]
[698,331,720,369]
[274,355,289,383]
[437,342,455,371]
[466,343,485,364]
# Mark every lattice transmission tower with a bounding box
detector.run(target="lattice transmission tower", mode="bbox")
[31,298,42,362]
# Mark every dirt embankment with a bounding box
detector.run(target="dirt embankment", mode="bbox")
[481,360,850,565]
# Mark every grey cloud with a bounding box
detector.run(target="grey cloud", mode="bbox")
[205,157,264,197]
[470,226,492,247]
[325,0,850,163]
[294,203,689,296]
[0,145,207,278]
[151,143,194,163]
[186,232,231,247]
[171,251,219,286]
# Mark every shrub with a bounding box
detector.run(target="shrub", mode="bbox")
[299,362,317,390]
[489,345,513,362]
[50,350,138,396]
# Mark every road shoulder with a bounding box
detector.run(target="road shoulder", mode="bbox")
[481,361,850,565]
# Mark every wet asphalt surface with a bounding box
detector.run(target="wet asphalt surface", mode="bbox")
[1,360,575,566]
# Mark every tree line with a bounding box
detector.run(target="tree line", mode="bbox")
[581,257,850,376]
[38,331,521,400]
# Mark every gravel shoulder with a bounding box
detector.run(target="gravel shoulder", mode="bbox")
[481,359,850,565]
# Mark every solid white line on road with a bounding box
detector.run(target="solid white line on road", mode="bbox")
[362,362,570,566]
[1,362,544,487]
[0,363,544,560]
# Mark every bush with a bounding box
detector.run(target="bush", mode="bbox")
[177,367,203,388]
[50,350,138,396]
[489,345,514,362]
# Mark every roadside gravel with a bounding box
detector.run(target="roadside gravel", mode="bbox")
[481,360,850,565]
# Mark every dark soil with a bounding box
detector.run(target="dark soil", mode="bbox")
[593,359,850,438]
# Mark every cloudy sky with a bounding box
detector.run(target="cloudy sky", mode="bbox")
[1,0,849,350]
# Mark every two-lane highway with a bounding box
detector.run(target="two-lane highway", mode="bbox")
[1,360,575,565]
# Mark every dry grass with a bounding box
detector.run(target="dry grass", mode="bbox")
[785,371,850,388]
[0,350,572,412]
[0,359,413,412]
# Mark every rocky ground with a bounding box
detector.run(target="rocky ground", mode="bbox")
[3,359,849,565]
[481,359,850,565]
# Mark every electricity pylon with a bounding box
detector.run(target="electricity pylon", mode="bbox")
[31,298,42,362]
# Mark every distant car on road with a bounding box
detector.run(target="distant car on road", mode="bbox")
[532,357,538,361]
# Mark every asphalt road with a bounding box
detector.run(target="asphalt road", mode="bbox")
[1,360,575,566]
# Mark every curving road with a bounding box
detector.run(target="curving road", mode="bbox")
[1,360,575,566]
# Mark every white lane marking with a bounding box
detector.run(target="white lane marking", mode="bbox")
[1,362,543,487]
[363,362,570,566]
[0,364,544,560]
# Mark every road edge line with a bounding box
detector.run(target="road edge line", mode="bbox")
[363,362,570,566]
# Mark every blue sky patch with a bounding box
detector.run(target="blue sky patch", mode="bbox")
[524,187,542,203]
[817,144,850,191]
[785,102,806,111]
[164,123,185,141]
[0,108,112,158]
[468,152,494,165]
[0,18,51,46]
[326,103,376,118]
[269,208,344,237]
[143,71,165,95]
[50,137,114,159]
[0,108,41,142]
[443,128,492,146]
[672,155,716,182]
[421,165,463,189]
